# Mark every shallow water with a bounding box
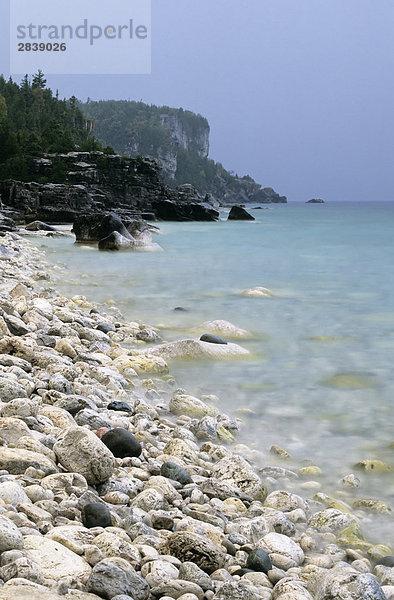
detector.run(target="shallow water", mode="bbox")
[34,202,394,544]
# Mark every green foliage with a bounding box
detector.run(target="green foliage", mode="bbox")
[0,72,103,181]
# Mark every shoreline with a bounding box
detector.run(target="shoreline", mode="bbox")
[0,231,392,600]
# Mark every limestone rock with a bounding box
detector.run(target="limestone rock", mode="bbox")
[257,532,305,570]
[0,447,57,475]
[169,392,218,418]
[0,516,24,552]
[87,558,150,600]
[310,565,387,600]
[23,535,92,583]
[148,338,249,360]
[159,531,225,574]
[54,427,115,485]
[212,454,267,499]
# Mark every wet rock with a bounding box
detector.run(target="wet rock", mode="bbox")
[246,548,273,573]
[82,503,112,529]
[54,427,115,484]
[98,231,135,251]
[308,508,354,532]
[107,401,133,413]
[199,334,228,345]
[169,392,218,418]
[228,205,255,220]
[101,428,142,458]
[148,338,249,360]
[73,213,134,244]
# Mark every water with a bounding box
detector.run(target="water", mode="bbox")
[33,202,394,544]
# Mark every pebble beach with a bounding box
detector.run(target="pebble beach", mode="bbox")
[0,230,393,600]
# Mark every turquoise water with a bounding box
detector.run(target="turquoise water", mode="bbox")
[35,202,394,544]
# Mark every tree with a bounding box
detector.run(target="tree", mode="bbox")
[32,70,47,89]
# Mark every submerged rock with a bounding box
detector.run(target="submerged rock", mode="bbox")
[98,231,135,251]
[147,338,249,360]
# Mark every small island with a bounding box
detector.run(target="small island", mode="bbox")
[306,198,325,203]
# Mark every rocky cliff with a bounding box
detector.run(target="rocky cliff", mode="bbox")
[0,152,218,223]
[80,100,286,204]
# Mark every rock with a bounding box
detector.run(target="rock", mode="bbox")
[3,314,30,335]
[272,579,314,599]
[258,532,305,569]
[73,213,134,243]
[240,287,274,298]
[311,565,386,599]
[355,460,392,473]
[306,198,324,203]
[94,532,140,564]
[212,454,267,499]
[0,354,32,371]
[101,428,142,458]
[54,427,115,484]
[246,548,273,573]
[107,401,133,413]
[169,392,218,418]
[194,320,251,339]
[178,562,214,591]
[147,338,249,361]
[0,417,32,444]
[353,499,392,514]
[212,583,261,599]
[200,334,228,345]
[0,377,28,401]
[87,558,150,600]
[0,447,57,475]
[0,586,72,600]
[150,580,204,600]
[0,556,45,585]
[98,231,136,251]
[160,531,225,574]
[24,221,58,231]
[151,199,219,222]
[265,490,307,513]
[141,559,179,586]
[82,503,112,529]
[160,461,193,485]
[132,488,169,512]
[0,516,24,552]
[0,481,30,505]
[24,535,92,583]
[377,556,394,568]
[227,205,255,220]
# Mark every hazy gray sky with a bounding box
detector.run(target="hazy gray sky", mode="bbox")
[2,0,394,201]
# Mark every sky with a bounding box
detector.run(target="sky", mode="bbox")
[1,0,394,201]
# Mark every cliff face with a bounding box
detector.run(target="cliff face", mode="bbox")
[0,152,216,223]
[124,112,210,181]
[80,100,287,204]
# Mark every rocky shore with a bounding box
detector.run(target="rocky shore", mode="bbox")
[0,232,392,600]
